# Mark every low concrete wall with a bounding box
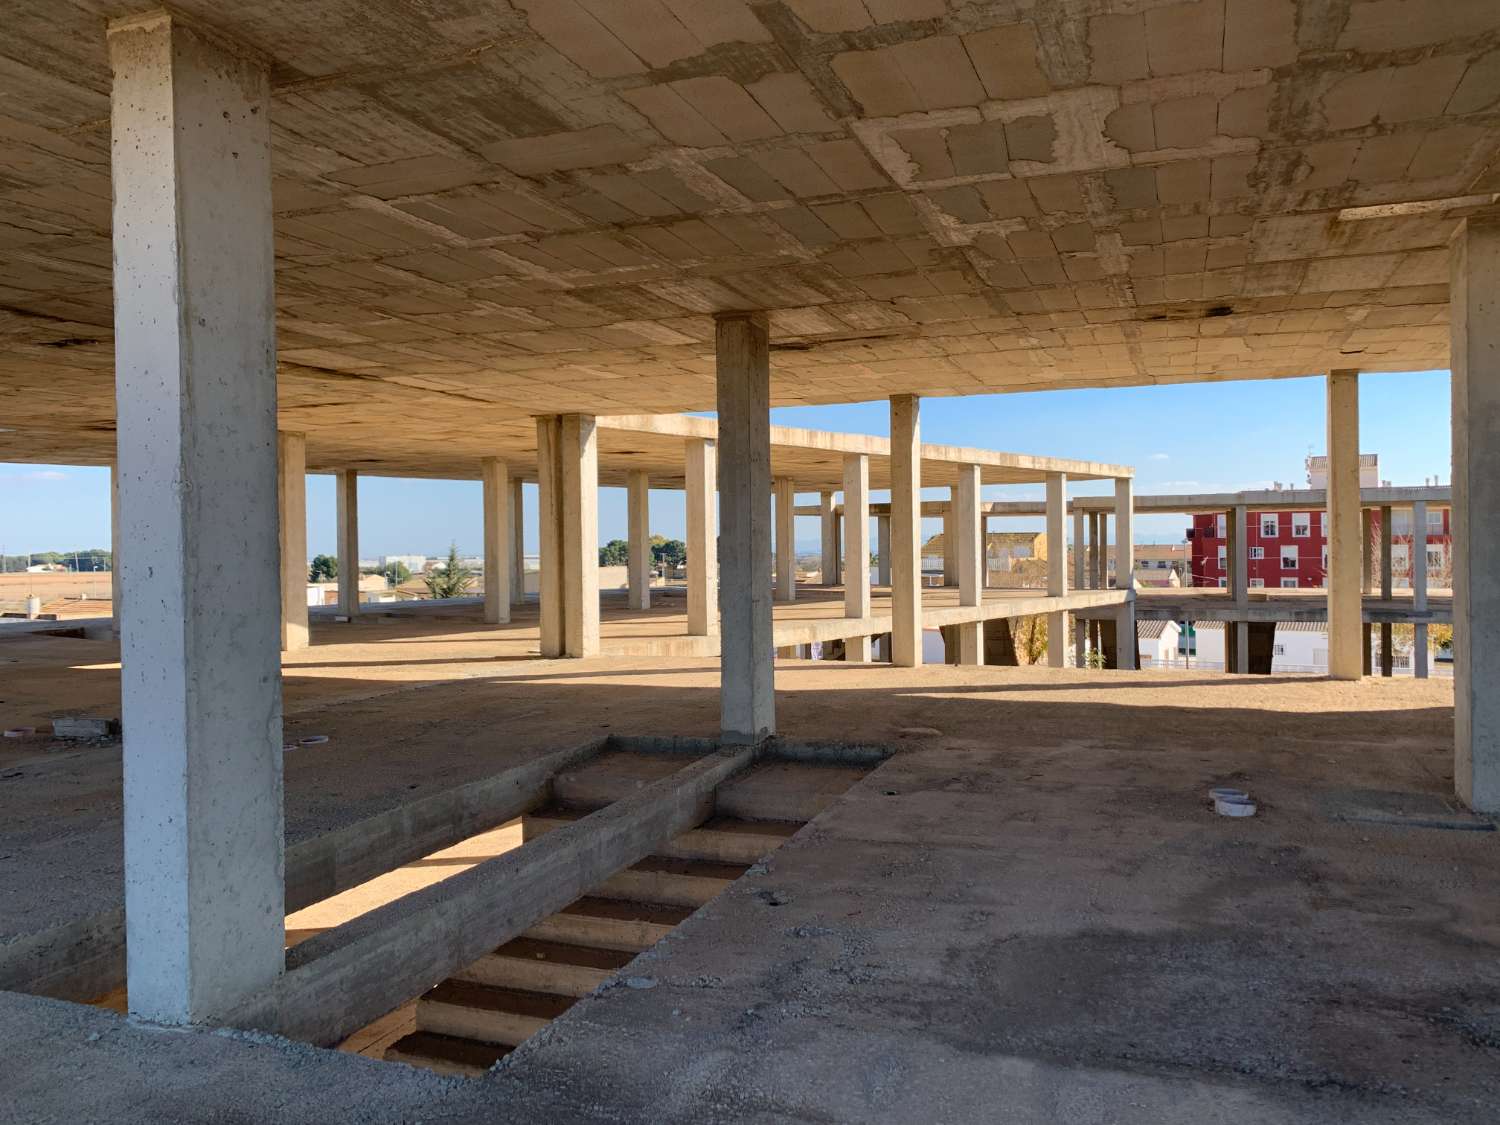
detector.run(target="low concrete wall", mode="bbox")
[0,738,605,1003]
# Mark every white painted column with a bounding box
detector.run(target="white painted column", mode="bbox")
[1326,370,1362,680]
[774,476,796,603]
[335,470,359,619]
[278,433,308,652]
[1115,477,1136,670]
[109,11,283,1024]
[890,395,922,667]
[536,416,564,657]
[1412,500,1429,679]
[955,464,983,665]
[843,454,872,662]
[1451,216,1500,809]
[561,414,599,657]
[481,457,511,625]
[1230,504,1248,674]
[819,491,838,585]
[627,469,650,611]
[110,464,122,638]
[1045,472,1067,668]
[715,313,774,743]
[876,514,891,587]
[686,438,717,637]
[509,477,525,606]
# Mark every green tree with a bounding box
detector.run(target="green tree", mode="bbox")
[381,560,412,587]
[599,539,630,566]
[309,554,338,582]
[652,538,686,569]
[424,542,474,599]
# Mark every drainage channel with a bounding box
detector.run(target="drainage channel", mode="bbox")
[373,748,875,1077]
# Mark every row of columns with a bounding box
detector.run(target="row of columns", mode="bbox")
[101,13,1500,1039]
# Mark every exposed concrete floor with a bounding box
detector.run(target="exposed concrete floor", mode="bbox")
[4,616,1497,1122]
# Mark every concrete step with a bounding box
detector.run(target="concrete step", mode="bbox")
[414,980,577,1048]
[591,855,748,909]
[715,760,869,822]
[453,936,635,998]
[525,895,693,952]
[551,751,683,808]
[524,808,802,864]
[384,1031,512,1077]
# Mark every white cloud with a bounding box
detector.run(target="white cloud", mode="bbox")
[6,470,68,482]
[1148,452,1170,461]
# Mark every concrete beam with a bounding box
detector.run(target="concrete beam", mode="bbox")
[230,746,755,1046]
[108,10,283,1024]
[561,415,599,657]
[1326,371,1362,680]
[715,313,774,743]
[481,458,511,625]
[889,395,922,668]
[1452,216,1500,810]
[774,476,796,603]
[843,455,871,662]
[279,433,309,652]
[627,470,650,611]
[686,439,717,636]
[335,470,359,618]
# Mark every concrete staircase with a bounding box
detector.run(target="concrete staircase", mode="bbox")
[383,752,867,1076]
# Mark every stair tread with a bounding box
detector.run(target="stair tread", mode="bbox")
[535,807,804,839]
[489,936,636,971]
[424,980,578,1020]
[628,855,749,880]
[560,895,694,926]
[386,1031,512,1071]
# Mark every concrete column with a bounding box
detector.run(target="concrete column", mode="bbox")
[627,470,650,611]
[1412,501,1429,679]
[1451,216,1500,808]
[942,500,958,587]
[561,414,599,657]
[843,454,872,662]
[1115,477,1136,670]
[509,478,525,606]
[335,470,359,618]
[686,438,717,637]
[774,477,796,602]
[278,433,309,652]
[954,464,983,665]
[876,514,891,587]
[715,313,774,743]
[1072,505,1085,667]
[819,491,838,585]
[1361,507,1374,676]
[536,416,563,657]
[890,395,922,667]
[481,458,511,625]
[108,11,283,1024]
[1326,371,1362,680]
[1379,504,1394,676]
[1230,504,1248,674]
[1045,473,1066,668]
[110,464,122,638]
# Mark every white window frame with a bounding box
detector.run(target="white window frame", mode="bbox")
[1281,545,1298,570]
[1280,577,1299,588]
[1216,514,1226,538]
[1249,578,1265,588]
[1217,545,1227,567]
[1426,508,1444,532]
[1291,512,1311,538]
[1217,577,1227,588]
[1249,546,1264,560]
[1260,514,1278,537]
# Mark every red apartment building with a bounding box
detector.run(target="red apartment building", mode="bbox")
[1188,455,1451,589]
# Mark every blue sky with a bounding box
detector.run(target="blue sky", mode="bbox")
[0,370,1451,561]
